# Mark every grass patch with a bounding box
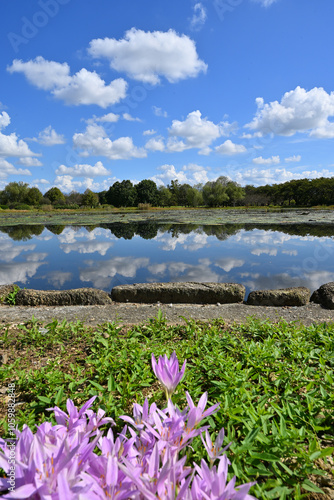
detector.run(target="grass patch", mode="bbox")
[0,316,333,498]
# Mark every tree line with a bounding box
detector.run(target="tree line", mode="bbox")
[0,176,333,210]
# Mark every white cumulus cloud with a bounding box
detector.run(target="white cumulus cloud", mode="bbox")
[234,167,334,186]
[34,125,65,146]
[55,161,111,177]
[88,28,207,85]
[122,113,141,122]
[246,86,334,137]
[54,174,119,193]
[153,106,168,118]
[285,155,301,163]
[215,140,247,155]
[0,111,40,160]
[73,123,146,160]
[0,158,31,179]
[151,163,211,186]
[145,137,165,152]
[94,113,120,123]
[252,155,280,165]
[0,132,39,159]
[17,157,43,167]
[0,112,11,130]
[143,129,157,136]
[8,56,127,108]
[168,110,225,152]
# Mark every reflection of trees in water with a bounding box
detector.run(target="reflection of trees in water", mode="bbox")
[167,224,199,238]
[242,224,334,238]
[136,222,159,240]
[2,221,334,242]
[0,225,44,241]
[202,225,243,241]
[45,225,66,235]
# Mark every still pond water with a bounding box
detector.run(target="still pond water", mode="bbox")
[1,222,334,299]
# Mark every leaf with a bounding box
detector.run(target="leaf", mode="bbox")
[89,380,106,392]
[301,479,324,493]
[320,385,328,398]
[280,416,287,437]
[325,371,333,384]
[309,438,317,454]
[309,451,321,461]
[266,486,293,499]
[318,446,334,458]
[279,461,293,476]
[108,374,116,392]
[37,396,51,404]
[250,452,280,462]
[54,386,64,405]
[243,427,260,444]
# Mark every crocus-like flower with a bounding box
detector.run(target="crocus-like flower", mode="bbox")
[0,351,258,500]
[151,351,186,400]
[186,391,220,429]
[201,428,232,466]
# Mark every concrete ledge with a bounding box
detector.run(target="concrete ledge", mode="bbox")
[2,282,333,309]
[0,284,16,303]
[311,282,334,310]
[247,287,310,307]
[111,282,246,304]
[15,288,112,306]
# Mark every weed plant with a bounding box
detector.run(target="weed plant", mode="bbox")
[0,316,333,498]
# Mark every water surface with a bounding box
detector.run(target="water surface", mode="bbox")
[1,223,334,298]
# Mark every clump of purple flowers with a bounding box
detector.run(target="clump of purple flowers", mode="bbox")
[0,351,257,499]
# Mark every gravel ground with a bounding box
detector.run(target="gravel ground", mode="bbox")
[0,302,333,326]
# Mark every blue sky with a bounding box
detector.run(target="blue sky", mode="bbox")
[1,0,334,194]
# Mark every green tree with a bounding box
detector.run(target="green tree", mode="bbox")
[158,186,173,207]
[65,191,83,206]
[225,181,245,206]
[135,179,158,205]
[44,187,66,204]
[202,179,229,207]
[186,186,203,207]
[0,182,29,206]
[176,183,192,206]
[81,189,99,208]
[98,190,108,205]
[106,180,137,207]
[25,187,43,206]
[167,179,181,206]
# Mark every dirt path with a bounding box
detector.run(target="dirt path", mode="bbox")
[0,302,333,326]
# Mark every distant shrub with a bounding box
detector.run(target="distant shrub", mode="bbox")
[10,203,33,210]
[53,204,79,210]
[0,204,9,210]
[41,204,53,212]
[138,203,152,210]
[65,204,80,209]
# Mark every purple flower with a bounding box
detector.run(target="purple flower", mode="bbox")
[201,428,232,465]
[186,391,220,429]
[193,455,257,499]
[0,351,258,499]
[151,351,186,400]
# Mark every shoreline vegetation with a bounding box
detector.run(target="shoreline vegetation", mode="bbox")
[0,177,334,215]
[0,207,334,229]
[0,316,333,498]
